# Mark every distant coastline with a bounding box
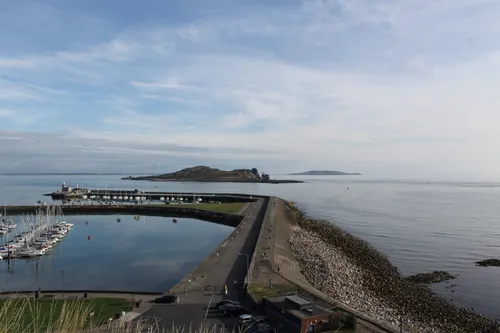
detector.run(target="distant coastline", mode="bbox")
[290,170,362,176]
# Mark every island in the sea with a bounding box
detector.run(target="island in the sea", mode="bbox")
[122,166,303,183]
[289,170,362,176]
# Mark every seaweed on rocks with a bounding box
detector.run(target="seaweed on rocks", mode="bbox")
[476,259,500,267]
[285,202,500,333]
[405,271,457,284]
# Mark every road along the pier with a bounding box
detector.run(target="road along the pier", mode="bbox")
[137,198,268,331]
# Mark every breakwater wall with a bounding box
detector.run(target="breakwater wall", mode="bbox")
[3,205,243,227]
[288,205,500,333]
[49,190,261,202]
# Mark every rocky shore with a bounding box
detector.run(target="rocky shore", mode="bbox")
[286,203,500,333]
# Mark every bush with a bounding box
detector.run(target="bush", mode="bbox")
[343,313,357,329]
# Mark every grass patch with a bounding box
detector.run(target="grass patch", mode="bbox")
[143,202,247,213]
[179,202,246,213]
[247,283,298,303]
[0,297,132,333]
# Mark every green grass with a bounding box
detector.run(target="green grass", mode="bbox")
[0,297,133,333]
[143,202,247,213]
[178,202,246,213]
[247,283,298,303]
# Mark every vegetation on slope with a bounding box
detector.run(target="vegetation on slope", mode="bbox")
[0,297,132,333]
[122,166,284,182]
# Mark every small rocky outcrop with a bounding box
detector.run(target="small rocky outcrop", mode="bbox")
[405,271,457,284]
[476,259,500,267]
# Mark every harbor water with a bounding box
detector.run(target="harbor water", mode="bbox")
[0,214,232,291]
[0,175,499,319]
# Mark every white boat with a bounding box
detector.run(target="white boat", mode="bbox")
[17,248,44,257]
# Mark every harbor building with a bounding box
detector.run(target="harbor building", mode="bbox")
[262,294,339,333]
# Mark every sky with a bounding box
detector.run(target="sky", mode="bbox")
[1,0,500,178]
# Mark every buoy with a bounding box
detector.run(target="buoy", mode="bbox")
[88,236,91,240]
[173,218,177,223]
[86,221,88,225]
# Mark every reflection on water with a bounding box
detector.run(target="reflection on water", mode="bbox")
[0,214,232,291]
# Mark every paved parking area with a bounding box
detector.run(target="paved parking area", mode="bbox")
[137,199,267,331]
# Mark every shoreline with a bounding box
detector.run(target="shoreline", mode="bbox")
[285,202,500,333]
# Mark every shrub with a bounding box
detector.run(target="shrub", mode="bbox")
[343,313,357,329]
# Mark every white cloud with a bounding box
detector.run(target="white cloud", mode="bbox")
[0,58,35,69]
[0,0,500,177]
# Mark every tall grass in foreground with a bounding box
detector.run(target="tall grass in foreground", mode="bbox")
[0,296,241,333]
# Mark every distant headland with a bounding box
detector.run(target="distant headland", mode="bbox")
[122,166,303,184]
[289,170,362,176]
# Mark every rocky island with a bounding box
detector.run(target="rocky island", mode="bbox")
[122,166,303,184]
[290,170,362,176]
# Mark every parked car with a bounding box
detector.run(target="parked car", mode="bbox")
[224,305,250,317]
[247,322,274,333]
[238,314,254,326]
[215,300,239,309]
[218,303,242,312]
[154,294,179,304]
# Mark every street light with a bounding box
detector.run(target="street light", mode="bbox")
[61,270,64,298]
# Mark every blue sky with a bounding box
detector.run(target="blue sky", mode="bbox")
[1,0,500,177]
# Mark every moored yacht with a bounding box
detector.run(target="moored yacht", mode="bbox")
[17,247,44,257]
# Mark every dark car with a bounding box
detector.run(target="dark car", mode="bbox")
[215,300,239,309]
[224,305,250,317]
[154,294,179,304]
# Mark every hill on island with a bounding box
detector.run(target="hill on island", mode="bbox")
[122,166,303,183]
[290,170,362,176]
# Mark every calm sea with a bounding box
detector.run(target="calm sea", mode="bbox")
[1,175,499,318]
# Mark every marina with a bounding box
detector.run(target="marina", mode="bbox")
[0,206,73,259]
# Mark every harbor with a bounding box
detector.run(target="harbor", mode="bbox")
[47,182,256,203]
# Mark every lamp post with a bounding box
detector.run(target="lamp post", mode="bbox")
[61,270,64,298]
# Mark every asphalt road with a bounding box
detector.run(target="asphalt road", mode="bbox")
[137,198,268,332]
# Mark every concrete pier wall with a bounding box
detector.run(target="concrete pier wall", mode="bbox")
[2,205,243,227]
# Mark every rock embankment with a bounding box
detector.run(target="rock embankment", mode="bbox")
[286,203,500,333]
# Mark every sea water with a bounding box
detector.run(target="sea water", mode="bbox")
[1,175,499,318]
